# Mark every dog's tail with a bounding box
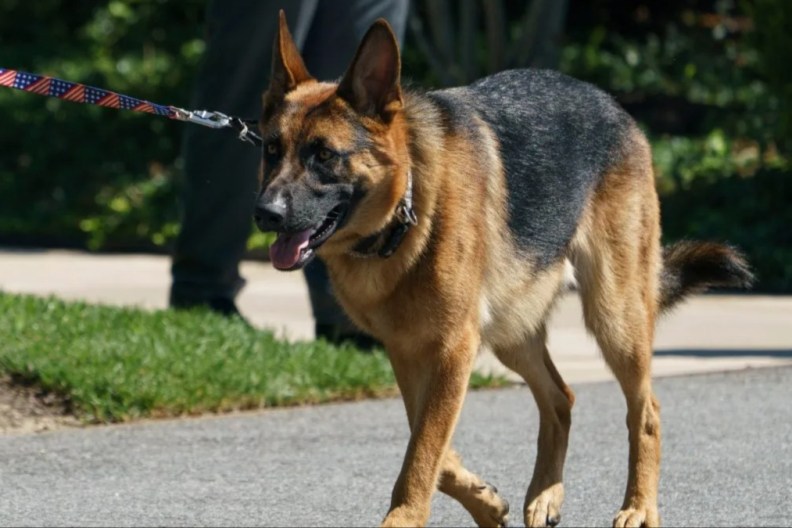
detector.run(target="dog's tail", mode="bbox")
[659,241,754,313]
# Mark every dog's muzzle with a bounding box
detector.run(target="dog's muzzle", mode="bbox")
[259,204,347,271]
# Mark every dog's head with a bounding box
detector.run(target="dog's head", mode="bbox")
[254,11,409,271]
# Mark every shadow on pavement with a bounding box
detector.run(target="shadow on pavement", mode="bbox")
[654,348,792,358]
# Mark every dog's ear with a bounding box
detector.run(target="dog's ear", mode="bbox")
[337,19,403,121]
[266,10,314,101]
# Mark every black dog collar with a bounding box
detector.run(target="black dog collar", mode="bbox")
[351,171,418,259]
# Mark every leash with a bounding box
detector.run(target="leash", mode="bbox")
[0,67,262,146]
[1,66,419,258]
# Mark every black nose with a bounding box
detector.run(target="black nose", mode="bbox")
[254,201,287,231]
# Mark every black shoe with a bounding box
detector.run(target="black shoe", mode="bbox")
[315,323,382,352]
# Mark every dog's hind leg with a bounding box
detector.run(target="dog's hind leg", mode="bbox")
[571,127,662,528]
[493,326,575,528]
[383,324,509,527]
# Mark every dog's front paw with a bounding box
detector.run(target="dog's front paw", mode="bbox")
[524,483,564,527]
[612,506,659,528]
[468,482,510,527]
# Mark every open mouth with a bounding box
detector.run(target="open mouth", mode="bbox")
[269,205,346,271]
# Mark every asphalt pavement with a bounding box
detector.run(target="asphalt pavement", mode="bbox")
[2,366,791,527]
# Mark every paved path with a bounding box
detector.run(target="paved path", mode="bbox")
[0,248,790,384]
[1,366,790,527]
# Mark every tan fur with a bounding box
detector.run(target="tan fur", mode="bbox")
[568,125,662,528]
[261,14,668,528]
[322,98,513,527]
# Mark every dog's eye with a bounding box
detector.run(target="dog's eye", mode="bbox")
[317,148,334,162]
[266,143,279,156]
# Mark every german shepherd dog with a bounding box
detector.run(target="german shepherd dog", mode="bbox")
[254,12,752,527]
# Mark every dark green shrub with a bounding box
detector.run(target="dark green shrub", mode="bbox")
[0,0,204,249]
[0,0,788,290]
[660,167,792,292]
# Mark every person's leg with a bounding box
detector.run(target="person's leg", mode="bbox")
[300,0,409,341]
[170,0,318,314]
[301,0,408,79]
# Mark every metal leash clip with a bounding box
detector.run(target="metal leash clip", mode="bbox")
[230,117,263,146]
[171,108,232,129]
[171,107,262,146]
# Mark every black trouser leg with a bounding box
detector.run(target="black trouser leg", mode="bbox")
[170,0,316,306]
[171,0,408,342]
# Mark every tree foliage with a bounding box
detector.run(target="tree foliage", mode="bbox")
[0,0,788,289]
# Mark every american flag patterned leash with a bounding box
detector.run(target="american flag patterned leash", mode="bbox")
[0,67,262,145]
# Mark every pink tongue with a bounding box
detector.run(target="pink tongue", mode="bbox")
[269,229,313,270]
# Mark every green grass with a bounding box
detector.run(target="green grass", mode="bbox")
[0,291,508,424]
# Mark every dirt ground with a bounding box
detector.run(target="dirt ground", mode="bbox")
[0,376,80,435]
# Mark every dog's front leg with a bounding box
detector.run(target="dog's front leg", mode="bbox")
[382,324,479,527]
